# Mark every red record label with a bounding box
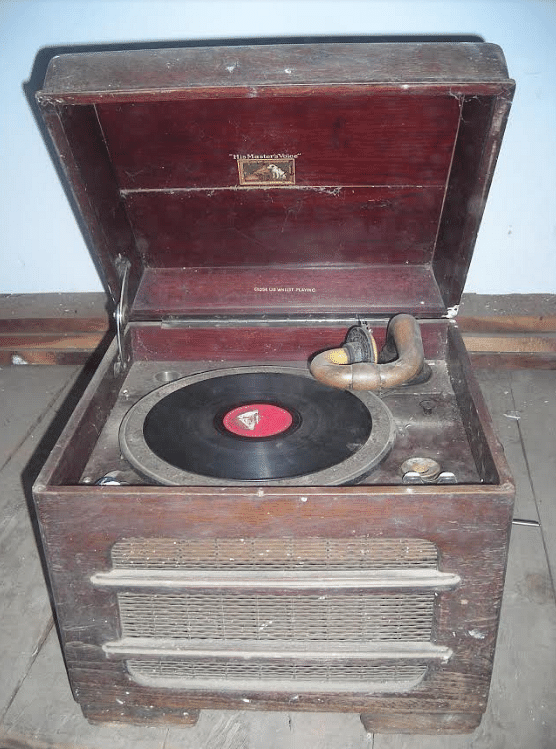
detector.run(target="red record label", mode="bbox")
[222,403,293,438]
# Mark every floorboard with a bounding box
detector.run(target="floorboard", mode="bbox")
[510,370,556,590]
[475,369,539,521]
[0,366,80,721]
[0,366,80,473]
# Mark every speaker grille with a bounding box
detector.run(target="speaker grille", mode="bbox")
[118,591,434,641]
[108,537,444,693]
[111,537,438,571]
[127,657,428,686]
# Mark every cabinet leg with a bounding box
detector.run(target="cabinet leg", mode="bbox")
[84,704,200,727]
[360,711,481,734]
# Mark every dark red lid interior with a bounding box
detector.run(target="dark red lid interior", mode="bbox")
[37,43,513,318]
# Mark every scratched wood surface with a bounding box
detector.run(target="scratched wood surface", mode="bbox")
[0,366,555,747]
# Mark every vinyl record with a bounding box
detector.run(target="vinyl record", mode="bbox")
[119,367,395,486]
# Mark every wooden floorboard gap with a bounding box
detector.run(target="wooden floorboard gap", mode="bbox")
[510,377,556,603]
[0,374,79,474]
[0,617,54,725]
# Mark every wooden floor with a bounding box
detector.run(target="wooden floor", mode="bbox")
[0,364,555,748]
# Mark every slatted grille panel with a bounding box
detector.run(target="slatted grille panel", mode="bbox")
[111,537,438,570]
[127,658,428,684]
[118,591,434,641]
[110,537,441,691]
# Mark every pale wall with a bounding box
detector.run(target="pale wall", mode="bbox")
[1,0,555,294]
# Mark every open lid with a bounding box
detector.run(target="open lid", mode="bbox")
[37,42,514,319]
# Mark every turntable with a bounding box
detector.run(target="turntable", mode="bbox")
[33,42,515,733]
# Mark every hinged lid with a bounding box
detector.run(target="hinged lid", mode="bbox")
[36,42,514,319]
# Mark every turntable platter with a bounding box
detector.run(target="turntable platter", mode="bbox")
[119,367,396,486]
